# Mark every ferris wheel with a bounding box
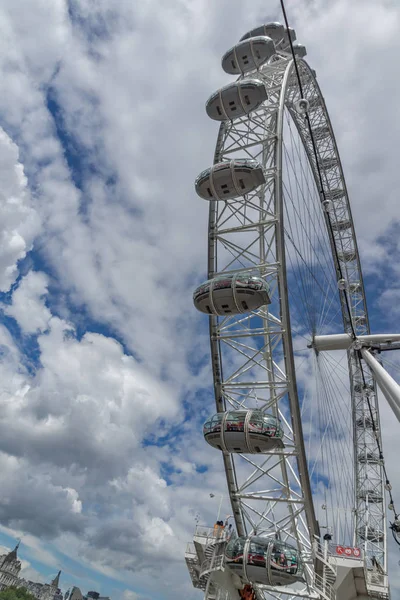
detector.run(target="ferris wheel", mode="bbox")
[185,11,399,600]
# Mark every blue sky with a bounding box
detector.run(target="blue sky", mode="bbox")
[0,0,399,599]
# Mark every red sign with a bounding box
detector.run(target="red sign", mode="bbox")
[335,545,361,557]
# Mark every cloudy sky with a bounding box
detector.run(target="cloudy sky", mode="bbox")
[0,0,399,599]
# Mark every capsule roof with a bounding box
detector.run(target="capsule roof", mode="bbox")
[293,43,307,58]
[222,36,275,75]
[239,22,296,51]
[193,273,270,316]
[195,159,265,201]
[205,79,267,122]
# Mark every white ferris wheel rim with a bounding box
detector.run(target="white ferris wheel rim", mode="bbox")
[205,54,386,598]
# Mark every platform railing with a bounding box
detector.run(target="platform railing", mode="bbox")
[200,553,225,578]
[185,541,197,557]
[313,572,336,600]
[365,570,389,599]
[194,525,234,542]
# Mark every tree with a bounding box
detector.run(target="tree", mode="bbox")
[0,587,37,600]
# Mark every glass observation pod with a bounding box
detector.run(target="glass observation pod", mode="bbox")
[240,22,296,52]
[331,219,351,232]
[312,125,330,141]
[222,36,275,75]
[338,250,356,262]
[225,536,305,587]
[292,43,307,58]
[203,410,284,453]
[319,157,338,170]
[358,452,381,464]
[193,273,271,316]
[359,490,383,503]
[205,79,268,122]
[359,529,384,543]
[195,159,265,201]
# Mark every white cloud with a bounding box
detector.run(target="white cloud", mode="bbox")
[122,591,139,600]
[65,489,82,515]
[5,271,51,334]
[0,128,40,291]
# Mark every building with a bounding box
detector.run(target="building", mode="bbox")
[69,588,83,600]
[0,543,22,590]
[20,571,62,600]
[0,543,61,600]
[0,551,108,600]
[83,591,110,600]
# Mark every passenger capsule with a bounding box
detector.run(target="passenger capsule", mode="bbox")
[240,22,296,52]
[222,37,275,75]
[331,219,351,231]
[312,125,330,140]
[206,79,267,121]
[193,273,270,316]
[338,250,356,262]
[195,159,265,201]
[225,536,304,587]
[319,157,337,170]
[203,410,284,453]
[358,529,384,543]
[359,490,383,503]
[293,43,307,58]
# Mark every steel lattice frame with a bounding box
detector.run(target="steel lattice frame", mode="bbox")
[206,54,387,598]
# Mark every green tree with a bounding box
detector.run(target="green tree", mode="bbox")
[0,587,37,600]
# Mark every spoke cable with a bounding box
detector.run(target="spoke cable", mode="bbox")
[280,0,398,559]
[279,0,356,340]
